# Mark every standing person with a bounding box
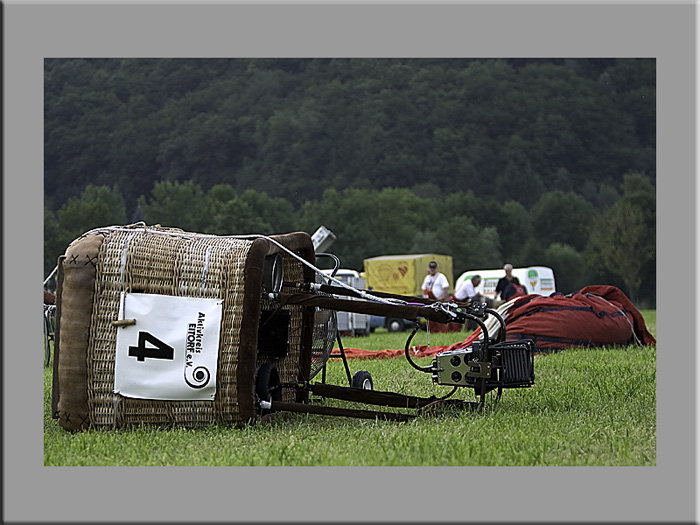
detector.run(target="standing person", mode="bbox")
[495,263,515,301]
[421,261,456,333]
[502,276,528,301]
[421,261,450,301]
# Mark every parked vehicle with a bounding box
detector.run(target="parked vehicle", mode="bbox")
[321,269,371,336]
[454,266,557,301]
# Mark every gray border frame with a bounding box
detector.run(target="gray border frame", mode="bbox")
[5,2,695,523]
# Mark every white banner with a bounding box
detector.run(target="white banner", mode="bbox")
[114,292,223,401]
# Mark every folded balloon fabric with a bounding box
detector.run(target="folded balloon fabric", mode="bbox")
[332,285,656,360]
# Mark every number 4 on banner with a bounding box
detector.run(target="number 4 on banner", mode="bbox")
[128,331,175,362]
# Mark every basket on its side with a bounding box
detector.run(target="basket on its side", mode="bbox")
[52,223,315,431]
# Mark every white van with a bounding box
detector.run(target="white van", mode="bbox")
[454,266,556,300]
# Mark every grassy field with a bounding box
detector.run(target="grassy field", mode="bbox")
[43,311,656,466]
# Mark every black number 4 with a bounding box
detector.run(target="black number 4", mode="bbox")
[128,331,174,362]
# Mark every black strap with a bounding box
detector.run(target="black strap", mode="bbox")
[270,400,416,422]
[310,382,441,409]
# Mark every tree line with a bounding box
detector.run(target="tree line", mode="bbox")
[45,58,654,212]
[44,173,656,306]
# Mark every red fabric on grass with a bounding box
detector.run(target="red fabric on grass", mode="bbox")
[332,285,655,359]
[498,284,656,350]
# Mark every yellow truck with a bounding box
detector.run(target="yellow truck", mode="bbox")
[363,254,454,296]
[362,254,453,332]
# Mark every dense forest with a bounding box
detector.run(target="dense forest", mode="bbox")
[44,58,656,306]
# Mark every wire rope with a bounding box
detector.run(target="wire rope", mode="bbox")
[81,225,407,307]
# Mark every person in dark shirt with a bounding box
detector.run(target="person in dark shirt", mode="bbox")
[495,263,514,300]
[502,276,528,301]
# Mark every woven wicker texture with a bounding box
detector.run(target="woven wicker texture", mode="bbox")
[86,225,256,428]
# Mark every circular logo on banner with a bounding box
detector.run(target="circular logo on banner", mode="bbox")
[185,366,211,389]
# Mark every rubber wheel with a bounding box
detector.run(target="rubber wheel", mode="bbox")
[255,363,283,414]
[351,370,373,390]
[386,318,403,333]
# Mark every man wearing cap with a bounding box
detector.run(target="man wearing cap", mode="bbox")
[422,261,460,332]
[422,261,450,301]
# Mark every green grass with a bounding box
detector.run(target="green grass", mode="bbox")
[44,311,656,466]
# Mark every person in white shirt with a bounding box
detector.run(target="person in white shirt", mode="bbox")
[454,274,483,303]
[452,274,485,332]
[421,261,450,301]
[422,261,461,333]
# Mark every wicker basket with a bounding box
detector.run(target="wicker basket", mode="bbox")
[53,223,315,431]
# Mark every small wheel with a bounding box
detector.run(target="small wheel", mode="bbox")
[255,363,282,414]
[386,318,403,333]
[351,370,373,390]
